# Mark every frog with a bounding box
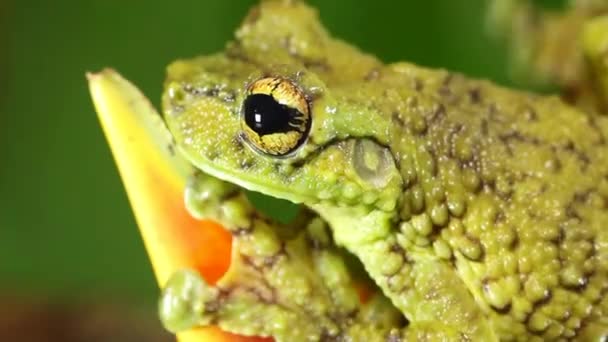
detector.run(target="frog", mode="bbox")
[158,0,608,340]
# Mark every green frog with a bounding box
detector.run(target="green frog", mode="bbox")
[158,0,608,340]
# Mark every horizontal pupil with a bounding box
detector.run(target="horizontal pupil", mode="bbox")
[244,93,304,135]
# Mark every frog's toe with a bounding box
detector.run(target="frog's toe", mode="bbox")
[159,268,219,333]
[184,170,259,232]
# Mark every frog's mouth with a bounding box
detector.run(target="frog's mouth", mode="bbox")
[179,136,404,215]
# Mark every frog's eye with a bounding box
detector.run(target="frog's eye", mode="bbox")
[240,77,311,156]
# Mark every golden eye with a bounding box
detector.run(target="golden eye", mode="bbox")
[241,77,311,156]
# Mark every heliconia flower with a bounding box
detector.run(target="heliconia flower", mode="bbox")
[87,69,271,342]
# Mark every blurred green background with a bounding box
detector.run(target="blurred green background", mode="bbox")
[0,0,555,340]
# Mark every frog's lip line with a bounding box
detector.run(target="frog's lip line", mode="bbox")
[199,161,316,205]
[181,149,317,206]
[181,134,403,213]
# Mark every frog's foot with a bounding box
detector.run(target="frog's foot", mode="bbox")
[159,218,404,341]
[487,0,608,108]
[169,171,404,341]
[313,207,498,341]
[361,244,497,341]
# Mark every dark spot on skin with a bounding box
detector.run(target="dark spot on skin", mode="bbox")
[220,90,236,103]
[290,158,306,169]
[167,143,175,156]
[221,189,241,203]
[232,135,245,151]
[577,153,591,171]
[509,232,520,250]
[565,201,582,221]
[303,59,331,73]
[240,159,256,170]
[392,112,405,127]
[447,123,464,158]
[406,96,418,107]
[203,298,220,314]
[499,130,541,146]
[307,235,326,250]
[481,118,489,136]
[204,87,220,97]
[574,190,591,204]
[390,243,405,255]
[272,162,282,174]
[491,302,512,314]
[438,73,464,104]
[493,210,506,224]
[183,83,236,104]
[182,83,195,94]
[523,106,538,122]
[441,72,454,87]
[425,145,439,177]
[412,77,424,92]
[263,244,286,269]
[207,150,220,161]
[426,103,446,126]
[548,147,563,173]
[439,83,454,101]
[320,329,343,342]
[246,285,276,304]
[498,130,542,157]
[487,103,507,124]
[468,87,481,104]
[551,224,567,246]
[559,141,591,170]
[239,254,279,302]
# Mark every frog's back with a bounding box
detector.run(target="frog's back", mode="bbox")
[342,58,608,339]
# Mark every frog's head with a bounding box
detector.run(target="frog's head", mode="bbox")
[163,0,403,215]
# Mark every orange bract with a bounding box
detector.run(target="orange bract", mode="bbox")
[88,69,272,342]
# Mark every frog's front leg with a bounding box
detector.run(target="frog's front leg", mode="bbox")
[160,171,404,341]
[314,206,496,341]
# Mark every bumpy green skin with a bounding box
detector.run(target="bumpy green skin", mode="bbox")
[162,1,608,340]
